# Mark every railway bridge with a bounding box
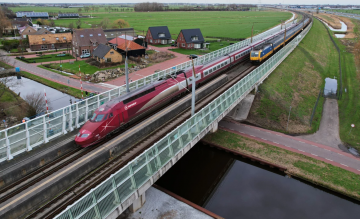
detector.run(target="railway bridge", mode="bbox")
[0,14,313,219]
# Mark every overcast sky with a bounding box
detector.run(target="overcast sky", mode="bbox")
[4,0,360,5]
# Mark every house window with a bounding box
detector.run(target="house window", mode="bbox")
[80,35,84,37]
[98,34,101,36]
[41,45,48,50]
[150,39,153,43]
[82,49,89,54]
[191,36,198,41]
[42,38,45,41]
[93,43,96,46]
[188,44,191,48]
[89,34,93,36]
[158,33,165,37]
[106,58,111,62]
[56,37,59,40]
[182,43,185,47]
[194,44,201,49]
[63,37,66,40]
[110,51,114,54]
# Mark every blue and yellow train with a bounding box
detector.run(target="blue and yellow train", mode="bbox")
[250,17,310,62]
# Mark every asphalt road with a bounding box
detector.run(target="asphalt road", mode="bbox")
[219,120,360,174]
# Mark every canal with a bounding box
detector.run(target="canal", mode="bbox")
[156,143,360,219]
[7,76,76,112]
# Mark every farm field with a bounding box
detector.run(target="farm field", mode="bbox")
[19,53,74,63]
[328,9,360,15]
[9,6,133,13]
[9,6,291,39]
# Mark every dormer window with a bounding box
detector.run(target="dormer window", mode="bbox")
[93,42,96,46]
[191,36,198,41]
[98,34,101,36]
[42,38,45,41]
[56,37,59,40]
[80,35,84,37]
[158,33,165,37]
[89,34,93,37]
[63,37,66,40]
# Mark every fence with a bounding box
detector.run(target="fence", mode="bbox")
[54,20,312,219]
[0,19,297,163]
[316,17,343,99]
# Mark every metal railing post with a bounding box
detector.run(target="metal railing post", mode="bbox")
[25,122,32,151]
[43,116,49,143]
[97,95,100,108]
[62,108,67,134]
[85,99,89,122]
[69,106,73,132]
[108,91,111,101]
[75,103,79,128]
[5,130,13,160]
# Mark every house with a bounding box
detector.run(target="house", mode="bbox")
[16,12,49,20]
[116,41,146,57]
[103,28,135,40]
[19,25,37,38]
[33,28,53,35]
[28,32,72,51]
[176,29,205,49]
[146,26,172,45]
[93,44,123,63]
[72,28,107,57]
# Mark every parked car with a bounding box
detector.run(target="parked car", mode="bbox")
[189,54,198,59]
[80,53,91,58]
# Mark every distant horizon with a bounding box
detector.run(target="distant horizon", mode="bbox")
[1,1,360,6]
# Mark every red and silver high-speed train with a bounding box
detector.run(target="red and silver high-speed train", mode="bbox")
[75,23,300,147]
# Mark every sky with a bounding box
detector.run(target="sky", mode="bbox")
[3,0,360,5]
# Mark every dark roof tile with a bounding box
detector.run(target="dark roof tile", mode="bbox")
[149,26,171,40]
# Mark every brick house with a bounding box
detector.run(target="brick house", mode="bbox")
[93,44,123,63]
[20,25,37,38]
[72,28,107,57]
[146,26,172,45]
[176,29,205,49]
[28,32,72,51]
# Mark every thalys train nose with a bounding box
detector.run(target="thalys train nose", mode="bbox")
[75,130,93,147]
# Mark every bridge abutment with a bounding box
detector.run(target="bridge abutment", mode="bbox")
[129,193,146,213]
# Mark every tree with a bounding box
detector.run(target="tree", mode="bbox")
[36,18,43,25]
[78,8,82,13]
[68,22,74,29]
[112,19,129,29]
[49,20,55,27]
[100,17,110,29]
[76,19,82,29]
[24,91,51,116]
[84,7,90,12]
[0,7,11,37]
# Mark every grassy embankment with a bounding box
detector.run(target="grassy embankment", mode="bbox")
[334,18,360,151]
[247,19,339,134]
[0,62,30,124]
[203,130,360,200]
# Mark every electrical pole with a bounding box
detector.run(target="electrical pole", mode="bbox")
[125,32,130,93]
[191,57,196,116]
[283,25,287,46]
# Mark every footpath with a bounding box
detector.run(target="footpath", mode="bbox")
[1,49,109,93]
[219,120,360,175]
[107,46,190,86]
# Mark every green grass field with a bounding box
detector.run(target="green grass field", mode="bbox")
[248,19,338,134]
[170,40,238,55]
[11,9,292,39]
[327,9,360,15]
[21,53,74,63]
[204,130,360,201]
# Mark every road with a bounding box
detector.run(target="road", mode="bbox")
[219,120,360,174]
[0,49,109,93]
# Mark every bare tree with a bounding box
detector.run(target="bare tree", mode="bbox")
[68,22,74,29]
[76,19,82,29]
[24,91,51,116]
[100,17,110,29]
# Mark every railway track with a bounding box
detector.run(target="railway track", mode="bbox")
[26,63,256,219]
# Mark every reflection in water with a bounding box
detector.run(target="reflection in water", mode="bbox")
[156,143,360,219]
[324,77,337,97]
[324,21,348,32]
[6,76,76,111]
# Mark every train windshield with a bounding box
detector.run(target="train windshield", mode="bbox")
[90,113,105,122]
[251,51,259,57]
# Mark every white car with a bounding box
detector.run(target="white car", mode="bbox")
[80,53,91,58]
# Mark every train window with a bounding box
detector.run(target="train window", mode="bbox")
[217,65,220,69]
[94,114,105,122]
[104,114,108,120]
[213,67,216,71]
[109,113,113,118]
[221,63,224,67]
[90,113,97,121]
[209,69,213,73]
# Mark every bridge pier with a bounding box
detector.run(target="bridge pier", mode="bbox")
[129,193,146,213]
[210,122,218,133]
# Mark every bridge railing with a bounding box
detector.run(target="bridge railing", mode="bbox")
[55,20,312,219]
[0,18,297,163]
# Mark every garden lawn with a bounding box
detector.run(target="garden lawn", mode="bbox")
[46,60,134,75]
[22,53,74,63]
[203,130,360,201]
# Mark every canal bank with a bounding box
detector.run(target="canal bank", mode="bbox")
[155,141,360,219]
